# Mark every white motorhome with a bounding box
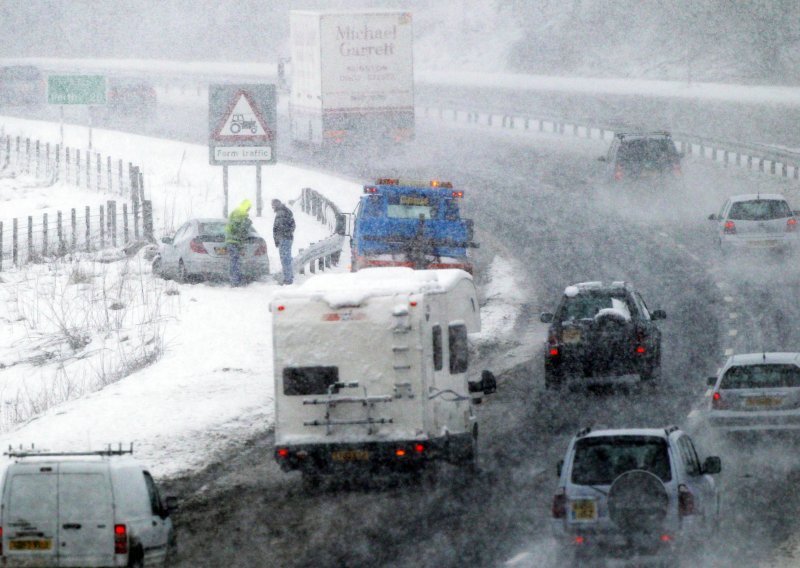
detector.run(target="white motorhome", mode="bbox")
[270,268,497,480]
[0,446,176,567]
[288,10,415,146]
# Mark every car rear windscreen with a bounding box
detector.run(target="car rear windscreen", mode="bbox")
[618,139,677,166]
[560,292,631,321]
[283,366,339,395]
[572,436,671,485]
[721,364,800,389]
[728,200,792,221]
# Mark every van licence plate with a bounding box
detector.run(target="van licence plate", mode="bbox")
[746,396,782,408]
[331,450,370,462]
[571,499,597,521]
[563,329,581,343]
[9,539,52,551]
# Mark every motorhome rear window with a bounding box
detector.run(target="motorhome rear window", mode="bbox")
[432,325,443,371]
[449,324,468,374]
[283,366,340,395]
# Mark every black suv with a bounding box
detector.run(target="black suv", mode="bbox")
[600,131,682,181]
[540,281,666,389]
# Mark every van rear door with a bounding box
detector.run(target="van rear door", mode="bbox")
[57,462,115,567]
[3,462,59,565]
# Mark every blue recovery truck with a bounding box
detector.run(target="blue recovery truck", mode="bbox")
[350,178,478,273]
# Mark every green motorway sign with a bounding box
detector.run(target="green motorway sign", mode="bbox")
[48,75,106,105]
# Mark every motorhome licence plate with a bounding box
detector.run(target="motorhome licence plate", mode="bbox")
[9,539,52,551]
[571,499,597,521]
[331,449,370,462]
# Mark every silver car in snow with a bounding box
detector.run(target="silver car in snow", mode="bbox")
[707,352,800,434]
[709,193,799,254]
[152,218,269,282]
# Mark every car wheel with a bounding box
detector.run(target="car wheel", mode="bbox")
[301,470,322,492]
[152,256,166,279]
[177,260,190,283]
[545,370,561,391]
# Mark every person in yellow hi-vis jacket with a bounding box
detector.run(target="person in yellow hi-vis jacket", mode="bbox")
[225,199,252,286]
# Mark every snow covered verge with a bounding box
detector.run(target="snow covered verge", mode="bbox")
[0,117,525,479]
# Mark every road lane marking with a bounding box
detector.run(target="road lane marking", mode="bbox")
[724,296,734,302]
[688,253,700,261]
[724,348,734,356]
[728,329,738,336]
[729,313,738,320]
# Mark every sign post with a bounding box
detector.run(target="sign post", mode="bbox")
[48,75,106,150]
[208,84,277,217]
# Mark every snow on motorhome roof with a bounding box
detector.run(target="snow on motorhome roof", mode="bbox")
[274,268,472,309]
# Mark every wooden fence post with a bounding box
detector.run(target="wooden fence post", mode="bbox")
[99,205,105,248]
[85,206,91,251]
[42,213,48,258]
[133,199,140,239]
[108,200,117,247]
[0,221,3,272]
[25,138,30,173]
[65,147,70,183]
[122,203,129,243]
[76,149,81,186]
[27,216,33,260]
[12,218,17,266]
[86,151,91,188]
[57,210,65,255]
[71,208,77,251]
[35,140,40,177]
[96,153,101,191]
[107,156,112,193]
[142,200,154,242]
[118,159,124,195]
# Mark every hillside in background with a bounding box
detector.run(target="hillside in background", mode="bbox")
[2,0,800,84]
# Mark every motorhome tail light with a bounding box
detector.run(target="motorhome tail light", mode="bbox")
[395,448,407,457]
[254,239,267,255]
[451,190,464,198]
[724,220,736,234]
[414,443,425,453]
[276,448,289,459]
[787,218,798,232]
[678,484,695,516]
[114,524,128,554]
[190,238,208,254]
[377,178,399,185]
[614,165,624,181]
[364,186,379,194]
[552,489,567,519]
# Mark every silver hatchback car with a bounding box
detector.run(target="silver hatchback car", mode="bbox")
[152,218,270,282]
[707,352,800,434]
[552,427,721,565]
[709,193,799,254]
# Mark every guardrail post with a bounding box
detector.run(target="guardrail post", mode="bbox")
[723,150,729,165]
[573,124,579,136]
[747,156,753,169]
[712,148,718,161]
[735,153,741,166]
[795,166,799,180]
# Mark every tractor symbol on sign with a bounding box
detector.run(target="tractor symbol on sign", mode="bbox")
[230,114,257,134]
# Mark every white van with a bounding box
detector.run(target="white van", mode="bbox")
[0,446,176,567]
[270,268,497,481]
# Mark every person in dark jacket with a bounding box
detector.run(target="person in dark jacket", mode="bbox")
[225,199,253,287]
[272,199,295,284]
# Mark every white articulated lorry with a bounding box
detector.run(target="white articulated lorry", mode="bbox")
[288,10,415,146]
[270,268,496,481]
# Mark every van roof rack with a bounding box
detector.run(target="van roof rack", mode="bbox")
[5,442,134,459]
[575,427,592,438]
[664,425,680,436]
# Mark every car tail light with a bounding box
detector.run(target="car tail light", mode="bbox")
[787,218,798,232]
[678,484,694,516]
[395,448,407,457]
[552,489,567,519]
[114,524,128,554]
[574,535,585,545]
[276,448,289,459]
[660,533,673,543]
[724,220,736,234]
[190,238,208,254]
[635,330,646,354]
[414,443,425,453]
[614,165,624,181]
[547,330,560,357]
[254,239,267,256]
[711,390,727,410]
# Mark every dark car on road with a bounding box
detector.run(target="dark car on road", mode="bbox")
[600,131,682,182]
[0,65,45,106]
[541,281,666,390]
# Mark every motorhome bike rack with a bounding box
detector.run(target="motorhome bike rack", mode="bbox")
[303,382,393,436]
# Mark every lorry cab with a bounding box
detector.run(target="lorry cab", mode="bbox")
[0,447,176,567]
[271,268,496,482]
[351,179,477,273]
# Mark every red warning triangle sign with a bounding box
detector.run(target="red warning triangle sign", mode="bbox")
[213,90,273,142]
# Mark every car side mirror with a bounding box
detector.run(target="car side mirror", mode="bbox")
[165,495,179,515]
[557,459,564,477]
[161,236,174,245]
[540,312,554,324]
[708,214,717,221]
[598,156,607,162]
[707,376,717,386]
[651,309,666,320]
[469,370,497,395]
[702,456,721,475]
